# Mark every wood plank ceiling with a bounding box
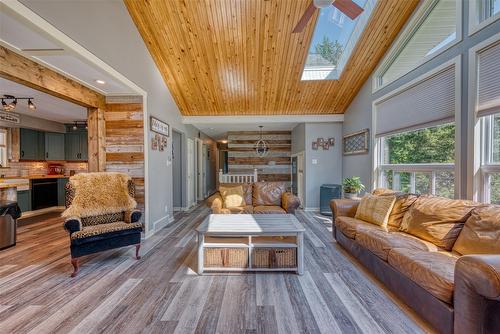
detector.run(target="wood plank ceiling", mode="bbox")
[125,0,419,116]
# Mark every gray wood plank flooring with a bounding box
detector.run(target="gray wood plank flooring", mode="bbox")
[0,207,431,334]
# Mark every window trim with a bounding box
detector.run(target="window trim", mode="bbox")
[372,56,462,197]
[467,32,500,202]
[468,0,500,36]
[372,0,462,93]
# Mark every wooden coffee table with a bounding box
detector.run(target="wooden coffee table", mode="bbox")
[196,214,305,275]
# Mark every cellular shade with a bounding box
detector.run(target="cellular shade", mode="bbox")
[375,64,456,137]
[477,41,500,117]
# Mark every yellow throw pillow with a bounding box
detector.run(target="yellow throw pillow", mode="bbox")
[355,194,396,227]
[219,185,246,208]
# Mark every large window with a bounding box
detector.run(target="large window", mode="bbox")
[378,124,455,198]
[480,115,500,203]
[375,0,460,89]
[470,0,500,34]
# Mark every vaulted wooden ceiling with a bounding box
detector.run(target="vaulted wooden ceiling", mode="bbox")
[125,0,419,116]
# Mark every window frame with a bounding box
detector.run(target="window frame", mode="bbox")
[372,0,462,93]
[478,115,500,202]
[468,0,500,36]
[467,32,500,202]
[372,56,462,198]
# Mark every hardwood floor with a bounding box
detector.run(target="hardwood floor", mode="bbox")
[0,206,431,334]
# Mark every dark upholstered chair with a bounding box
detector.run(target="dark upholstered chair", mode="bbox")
[63,173,143,277]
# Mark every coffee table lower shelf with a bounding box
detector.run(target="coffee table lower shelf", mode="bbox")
[197,234,304,275]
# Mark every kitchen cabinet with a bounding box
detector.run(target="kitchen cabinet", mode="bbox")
[17,189,31,213]
[45,133,65,160]
[20,128,44,160]
[57,177,68,206]
[65,130,88,161]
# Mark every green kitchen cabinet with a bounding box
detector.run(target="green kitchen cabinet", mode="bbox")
[20,128,43,160]
[65,130,88,161]
[45,132,65,160]
[17,189,31,213]
[57,178,69,206]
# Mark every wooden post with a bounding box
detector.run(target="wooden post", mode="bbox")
[87,107,106,172]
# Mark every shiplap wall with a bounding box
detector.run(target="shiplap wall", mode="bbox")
[227,131,291,182]
[104,103,145,212]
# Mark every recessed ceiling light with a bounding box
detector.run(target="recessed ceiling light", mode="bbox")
[95,79,106,85]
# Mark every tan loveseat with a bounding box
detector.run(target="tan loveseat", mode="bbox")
[331,189,500,334]
[207,182,300,214]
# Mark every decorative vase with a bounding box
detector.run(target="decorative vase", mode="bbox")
[344,192,358,199]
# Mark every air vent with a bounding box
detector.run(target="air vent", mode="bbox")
[106,95,143,104]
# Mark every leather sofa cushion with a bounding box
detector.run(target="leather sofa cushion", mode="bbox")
[374,190,419,228]
[388,248,459,304]
[253,205,286,214]
[355,194,396,227]
[253,182,286,206]
[218,183,253,205]
[335,216,392,239]
[356,229,438,261]
[219,185,246,208]
[453,206,500,255]
[219,205,254,214]
[400,196,477,250]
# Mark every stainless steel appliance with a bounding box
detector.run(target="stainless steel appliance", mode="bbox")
[0,200,21,250]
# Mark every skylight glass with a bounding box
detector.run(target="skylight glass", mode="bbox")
[301,0,377,81]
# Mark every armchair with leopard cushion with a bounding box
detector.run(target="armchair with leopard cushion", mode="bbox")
[63,172,143,277]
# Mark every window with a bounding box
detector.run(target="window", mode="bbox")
[374,0,460,89]
[378,124,455,198]
[301,0,377,81]
[479,115,500,203]
[469,0,500,35]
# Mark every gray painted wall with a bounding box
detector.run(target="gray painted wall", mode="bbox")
[342,1,500,198]
[304,123,343,209]
[2,113,66,133]
[22,0,217,233]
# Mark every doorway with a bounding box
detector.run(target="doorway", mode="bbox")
[187,138,195,208]
[291,152,304,208]
[172,130,183,211]
[195,138,204,201]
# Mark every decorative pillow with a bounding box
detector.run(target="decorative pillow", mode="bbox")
[354,194,396,227]
[372,188,397,196]
[453,205,500,255]
[252,182,286,206]
[377,191,419,228]
[400,196,477,250]
[220,185,246,208]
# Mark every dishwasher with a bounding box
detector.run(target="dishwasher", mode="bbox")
[31,178,58,210]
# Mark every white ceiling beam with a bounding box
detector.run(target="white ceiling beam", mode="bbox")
[182,114,344,124]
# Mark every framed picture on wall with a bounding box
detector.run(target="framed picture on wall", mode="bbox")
[343,129,369,155]
[150,116,169,136]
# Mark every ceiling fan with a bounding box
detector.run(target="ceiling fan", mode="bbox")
[292,0,364,33]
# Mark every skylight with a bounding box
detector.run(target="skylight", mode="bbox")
[301,0,377,81]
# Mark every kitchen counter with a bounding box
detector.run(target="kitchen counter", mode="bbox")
[1,175,69,180]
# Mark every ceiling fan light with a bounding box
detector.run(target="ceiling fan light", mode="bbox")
[313,0,333,9]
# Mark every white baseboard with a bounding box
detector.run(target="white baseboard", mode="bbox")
[304,207,320,212]
[145,214,172,239]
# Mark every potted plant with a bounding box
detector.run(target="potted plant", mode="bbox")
[343,176,365,199]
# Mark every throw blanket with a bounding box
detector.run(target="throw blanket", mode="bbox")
[62,172,136,218]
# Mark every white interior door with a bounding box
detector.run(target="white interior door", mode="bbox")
[196,138,203,200]
[187,138,195,208]
[202,144,208,197]
[297,152,304,208]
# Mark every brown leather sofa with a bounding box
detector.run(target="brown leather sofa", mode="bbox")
[207,182,300,214]
[331,192,500,334]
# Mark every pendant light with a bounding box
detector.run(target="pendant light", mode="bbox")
[255,125,269,157]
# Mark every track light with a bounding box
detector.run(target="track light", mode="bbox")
[1,100,7,110]
[72,122,78,131]
[28,99,36,111]
[8,99,16,110]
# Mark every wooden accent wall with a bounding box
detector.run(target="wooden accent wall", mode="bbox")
[104,103,145,211]
[227,131,291,182]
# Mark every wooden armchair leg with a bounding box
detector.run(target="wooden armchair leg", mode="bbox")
[71,257,80,277]
[135,244,141,260]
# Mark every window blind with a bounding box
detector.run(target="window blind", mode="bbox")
[477,41,500,117]
[375,64,456,137]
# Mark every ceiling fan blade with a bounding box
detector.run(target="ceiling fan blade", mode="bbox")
[292,1,317,33]
[332,0,364,20]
